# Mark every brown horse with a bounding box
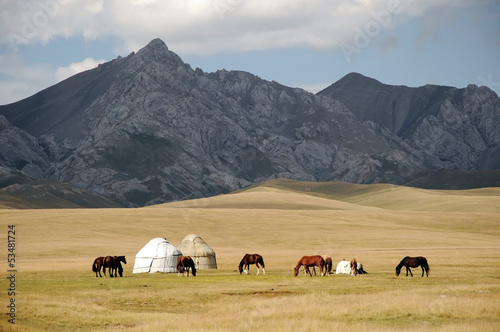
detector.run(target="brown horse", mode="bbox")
[311,255,332,276]
[294,255,325,277]
[238,254,266,275]
[350,258,358,276]
[103,256,127,277]
[395,256,430,277]
[92,257,105,277]
[177,256,197,277]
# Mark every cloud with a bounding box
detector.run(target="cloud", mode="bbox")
[0,53,105,105]
[55,57,106,82]
[0,53,54,104]
[0,0,473,55]
[0,0,489,104]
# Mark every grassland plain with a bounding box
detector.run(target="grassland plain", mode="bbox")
[1,180,499,331]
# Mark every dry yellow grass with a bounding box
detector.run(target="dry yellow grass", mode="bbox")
[1,181,499,331]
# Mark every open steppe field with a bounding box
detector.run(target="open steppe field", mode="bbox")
[1,180,500,331]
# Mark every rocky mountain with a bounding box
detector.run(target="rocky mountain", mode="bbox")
[318,72,500,170]
[1,38,499,207]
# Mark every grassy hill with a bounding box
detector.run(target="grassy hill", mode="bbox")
[1,179,499,331]
[0,173,122,209]
[163,178,500,213]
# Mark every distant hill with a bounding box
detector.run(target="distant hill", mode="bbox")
[0,168,122,209]
[1,39,499,207]
[159,178,500,213]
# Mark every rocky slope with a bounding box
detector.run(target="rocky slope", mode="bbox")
[318,72,500,170]
[1,39,499,207]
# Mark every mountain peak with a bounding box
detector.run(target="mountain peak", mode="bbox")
[145,38,169,50]
[135,38,184,66]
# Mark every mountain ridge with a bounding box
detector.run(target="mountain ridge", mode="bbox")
[0,38,499,207]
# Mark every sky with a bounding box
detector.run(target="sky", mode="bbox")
[0,0,499,105]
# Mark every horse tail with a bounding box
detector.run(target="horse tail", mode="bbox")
[92,258,98,272]
[259,256,265,269]
[191,260,197,276]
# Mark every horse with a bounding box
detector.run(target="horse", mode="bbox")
[238,254,265,275]
[395,256,430,277]
[311,255,332,276]
[104,256,127,277]
[177,256,197,277]
[356,262,368,274]
[350,258,358,276]
[294,255,325,277]
[92,256,105,277]
[323,255,333,276]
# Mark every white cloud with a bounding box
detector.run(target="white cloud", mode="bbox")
[0,0,489,104]
[55,57,106,82]
[0,53,55,104]
[0,0,473,55]
[0,53,105,105]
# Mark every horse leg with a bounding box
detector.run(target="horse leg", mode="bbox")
[407,267,413,277]
[244,264,249,275]
[256,263,260,275]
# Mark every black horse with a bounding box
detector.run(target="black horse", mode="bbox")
[103,256,127,277]
[395,256,430,277]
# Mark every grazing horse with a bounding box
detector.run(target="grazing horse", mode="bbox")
[294,255,325,277]
[238,254,266,275]
[395,256,430,277]
[92,256,105,277]
[312,255,332,276]
[104,256,127,277]
[350,258,358,276]
[356,262,368,274]
[177,256,197,277]
[323,255,333,276]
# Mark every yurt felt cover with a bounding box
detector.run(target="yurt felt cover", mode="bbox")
[133,238,182,273]
[335,260,353,274]
[177,234,217,269]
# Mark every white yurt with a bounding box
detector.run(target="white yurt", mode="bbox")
[335,260,353,274]
[133,238,182,273]
[177,234,217,269]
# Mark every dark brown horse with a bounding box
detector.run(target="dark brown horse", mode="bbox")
[350,258,358,276]
[294,255,325,277]
[323,255,333,276]
[395,256,430,277]
[103,256,127,277]
[92,256,105,277]
[238,254,265,275]
[177,256,197,277]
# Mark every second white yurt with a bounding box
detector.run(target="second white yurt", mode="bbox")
[177,234,217,269]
